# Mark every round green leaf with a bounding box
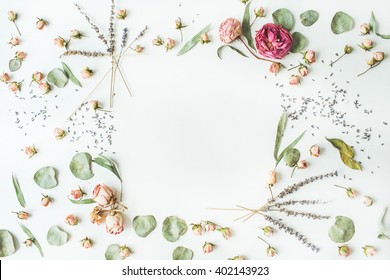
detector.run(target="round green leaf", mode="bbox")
[47,68,69,88]
[105,244,125,260]
[300,10,319,27]
[46,225,68,246]
[172,246,193,260]
[290,32,307,53]
[69,152,94,180]
[329,216,355,243]
[283,148,301,167]
[272,8,295,31]
[331,11,354,35]
[133,215,157,238]
[162,216,187,242]
[0,230,16,257]
[33,166,58,189]
[9,59,22,72]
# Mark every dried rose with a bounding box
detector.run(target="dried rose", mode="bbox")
[266,246,277,257]
[8,81,21,93]
[262,226,274,237]
[344,45,353,54]
[41,194,53,207]
[229,255,245,260]
[15,51,26,60]
[165,38,175,51]
[135,45,144,53]
[65,214,78,226]
[81,237,93,249]
[255,23,293,59]
[70,29,84,39]
[36,18,48,30]
[203,242,215,254]
[363,196,373,207]
[266,170,277,186]
[90,206,106,225]
[362,245,376,256]
[14,211,29,220]
[116,9,128,20]
[374,51,385,62]
[53,128,66,140]
[269,62,281,74]
[24,239,33,247]
[219,18,242,44]
[7,11,17,21]
[289,75,300,86]
[152,36,164,46]
[360,23,371,35]
[120,246,132,258]
[106,212,124,235]
[175,18,187,30]
[297,160,308,169]
[338,244,352,257]
[9,37,20,47]
[346,188,358,199]
[298,66,309,77]
[54,36,68,48]
[303,50,316,64]
[218,227,232,240]
[70,187,85,200]
[92,184,115,206]
[0,73,11,83]
[359,39,374,51]
[310,145,320,157]
[205,221,217,232]
[81,67,93,79]
[200,33,211,44]
[24,145,37,158]
[32,71,44,83]
[191,223,203,236]
[39,82,51,94]
[254,7,265,18]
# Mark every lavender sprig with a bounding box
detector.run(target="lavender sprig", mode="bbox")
[121,28,129,49]
[277,208,331,220]
[108,0,116,54]
[60,50,109,58]
[271,200,324,208]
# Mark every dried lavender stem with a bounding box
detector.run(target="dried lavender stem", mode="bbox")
[112,56,132,96]
[270,200,323,208]
[275,208,331,220]
[109,57,115,108]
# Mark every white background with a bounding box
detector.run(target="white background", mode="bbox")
[0,0,390,260]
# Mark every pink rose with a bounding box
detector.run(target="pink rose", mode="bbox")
[54,37,66,47]
[363,196,373,207]
[360,23,370,35]
[0,73,11,83]
[191,224,203,236]
[65,214,78,226]
[32,71,44,83]
[269,62,281,74]
[266,170,277,186]
[363,245,376,256]
[81,237,93,249]
[8,11,17,21]
[338,245,352,257]
[262,226,274,237]
[70,187,85,200]
[374,51,385,62]
[106,212,124,235]
[310,145,320,157]
[24,145,37,158]
[116,9,128,20]
[15,211,29,220]
[39,82,51,94]
[120,246,132,258]
[219,18,242,44]
[8,81,20,93]
[266,246,277,257]
[36,19,47,30]
[203,242,215,254]
[255,23,293,59]
[346,188,358,199]
[297,160,308,169]
[304,50,316,64]
[41,194,53,207]
[15,51,26,60]
[219,227,232,240]
[9,37,20,47]
[299,66,308,77]
[92,184,115,206]
[165,38,175,51]
[289,75,300,86]
[53,127,66,140]
[360,39,374,51]
[135,45,144,53]
[205,221,217,232]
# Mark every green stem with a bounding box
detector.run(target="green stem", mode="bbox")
[329,53,346,67]
[257,236,271,247]
[357,61,382,77]
[250,17,258,27]
[334,184,347,190]
[13,21,22,36]
[238,37,281,65]
[290,166,297,178]
[179,29,183,43]
[287,63,303,71]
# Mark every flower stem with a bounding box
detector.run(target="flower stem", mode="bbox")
[238,37,281,64]
[334,184,347,190]
[268,185,275,201]
[179,29,183,43]
[250,17,258,28]
[357,61,382,77]
[329,53,346,67]
[290,166,297,178]
[13,21,22,36]
[257,236,271,247]
[287,64,301,71]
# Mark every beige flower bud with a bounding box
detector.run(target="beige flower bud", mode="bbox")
[338,245,352,257]
[374,51,385,62]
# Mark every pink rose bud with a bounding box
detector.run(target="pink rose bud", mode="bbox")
[304,50,316,64]
[165,38,175,51]
[92,184,115,206]
[24,145,37,158]
[9,37,20,47]
[205,221,217,232]
[346,188,358,199]
[65,214,79,226]
[70,29,83,39]
[310,145,320,157]
[191,223,203,236]
[81,67,93,79]
[289,75,300,86]
[255,23,293,59]
[106,212,124,235]
[218,227,232,240]
[41,194,53,207]
[24,239,33,247]
[203,242,215,254]
[135,45,144,53]
[120,246,132,258]
[338,245,352,257]
[363,196,373,207]
[360,23,371,35]
[269,62,281,74]
[116,9,128,20]
[360,39,374,51]
[297,160,308,169]
[8,81,21,93]
[374,51,385,62]
[53,127,66,140]
[14,211,29,220]
[39,82,51,94]
[262,226,274,237]
[254,7,265,18]
[54,37,66,48]
[200,33,211,44]
[219,18,242,44]
[229,255,245,260]
[15,51,27,60]
[266,246,277,257]
[0,72,11,83]
[32,71,44,83]
[266,170,277,186]
[36,18,48,30]
[298,66,309,77]
[70,187,85,200]
[363,245,376,257]
[152,36,164,46]
[8,11,17,21]
[81,237,93,249]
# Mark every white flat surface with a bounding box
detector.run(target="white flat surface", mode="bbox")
[0,0,390,260]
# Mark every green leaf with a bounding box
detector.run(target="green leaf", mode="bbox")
[328,216,355,243]
[46,225,68,246]
[378,233,390,239]
[162,216,187,242]
[326,138,354,158]
[177,24,211,56]
[12,173,26,208]
[272,8,295,31]
[378,207,388,233]
[61,62,82,87]
[340,153,363,171]
[93,155,122,181]
[172,246,193,260]
[370,12,390,39]
[33,166,58,189]
[274,112,288,161]
[0,230,16,257]
[69,152,94,180]
[19,224,44,257]
[276,131,305,166]
[242,3,255,50]
[133,215,157,238]
[68,198,95,204]
[300,10,319,27]
[105,244,125,260]
[290,32,307,53]
[217,45,249,59]
[331,11,354,34]
[283,148,301,167]
[9,59,22,72]
[47,68,69,88]
[377,33,390,39]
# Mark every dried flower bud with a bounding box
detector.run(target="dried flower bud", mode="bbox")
[359,39,374,51]
[39,82,51,94]
[54,37,66,48]
[338,244,352,257]
[165,38,175,51]
[218,227,232,240]
[229,255,245,260]
[152,36,164,46]
[298,66,309,77]
[200,33,211,44]
[81,67,93,79]
[24,145,37,158]
[191,223,203,236]
[41,194,53,207]
[24,238,33,247]
[310,145,320,157]
[53,127,66,140]
[360,23,371,35]
[262,226,274,237]
[363,196,373,207]
[297,160,308,169]
[373,51,385,62]
[8,11,17,21]
[346,187,358,199]
[70,187,85,200]
[70,29,84,39]
[254,7,265,18]
[367,57,376,66]
[266,170,277,186]
[106,212,124,235]
[175,18,184,29]
[205,221,217,232]
[14,211,29,220]
[65,214,78,226]
[303,50,316,64]
[8,81,21,93]
[15,51,26,60]
[32,71,44,83]
[90,206,106,225]
[289,75,300,86]
[344,45,353,54]
[81,237,93,249]
[203,242,215,254]
[120,246,132,258]
[116,9,128,20]
[240,0,249,4]
[9,37,20,47]
[0,73,11,83]
[135,45,144,53]
[36,18,48,30]
[269,62,281,74]
[362,245,376,256]
[266,246,277,257]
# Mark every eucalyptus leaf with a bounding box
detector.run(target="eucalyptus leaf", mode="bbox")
[133,215,157,238]
[105,244,124,260]
[290,32,307,53]
[370,12,390,39]
[276,131,305,167]
[172,246,193,260]
[69,152,94,180]
[300,10,319,27]
[33,166,58,189]
[9,59,22,72]
[331,11,354,35]
[61,62,82,87]
[274,112,288,161]
[12,173,26,208]
[68,198,95,204]
[283,148,301,167]
[93,155,122,181]
[242,3,255,50]
[46,225,68,246]
[378,207,388,233]
[340,153,363,171]
[272,8,295,31]
[217,45,248,59]
[162,216,187,242]
[19,224,44,257]
[177,24,211,56]
[0,230,16,257]
[326,138,354,158]
[47,68,69,88]
[329,216,355,243]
